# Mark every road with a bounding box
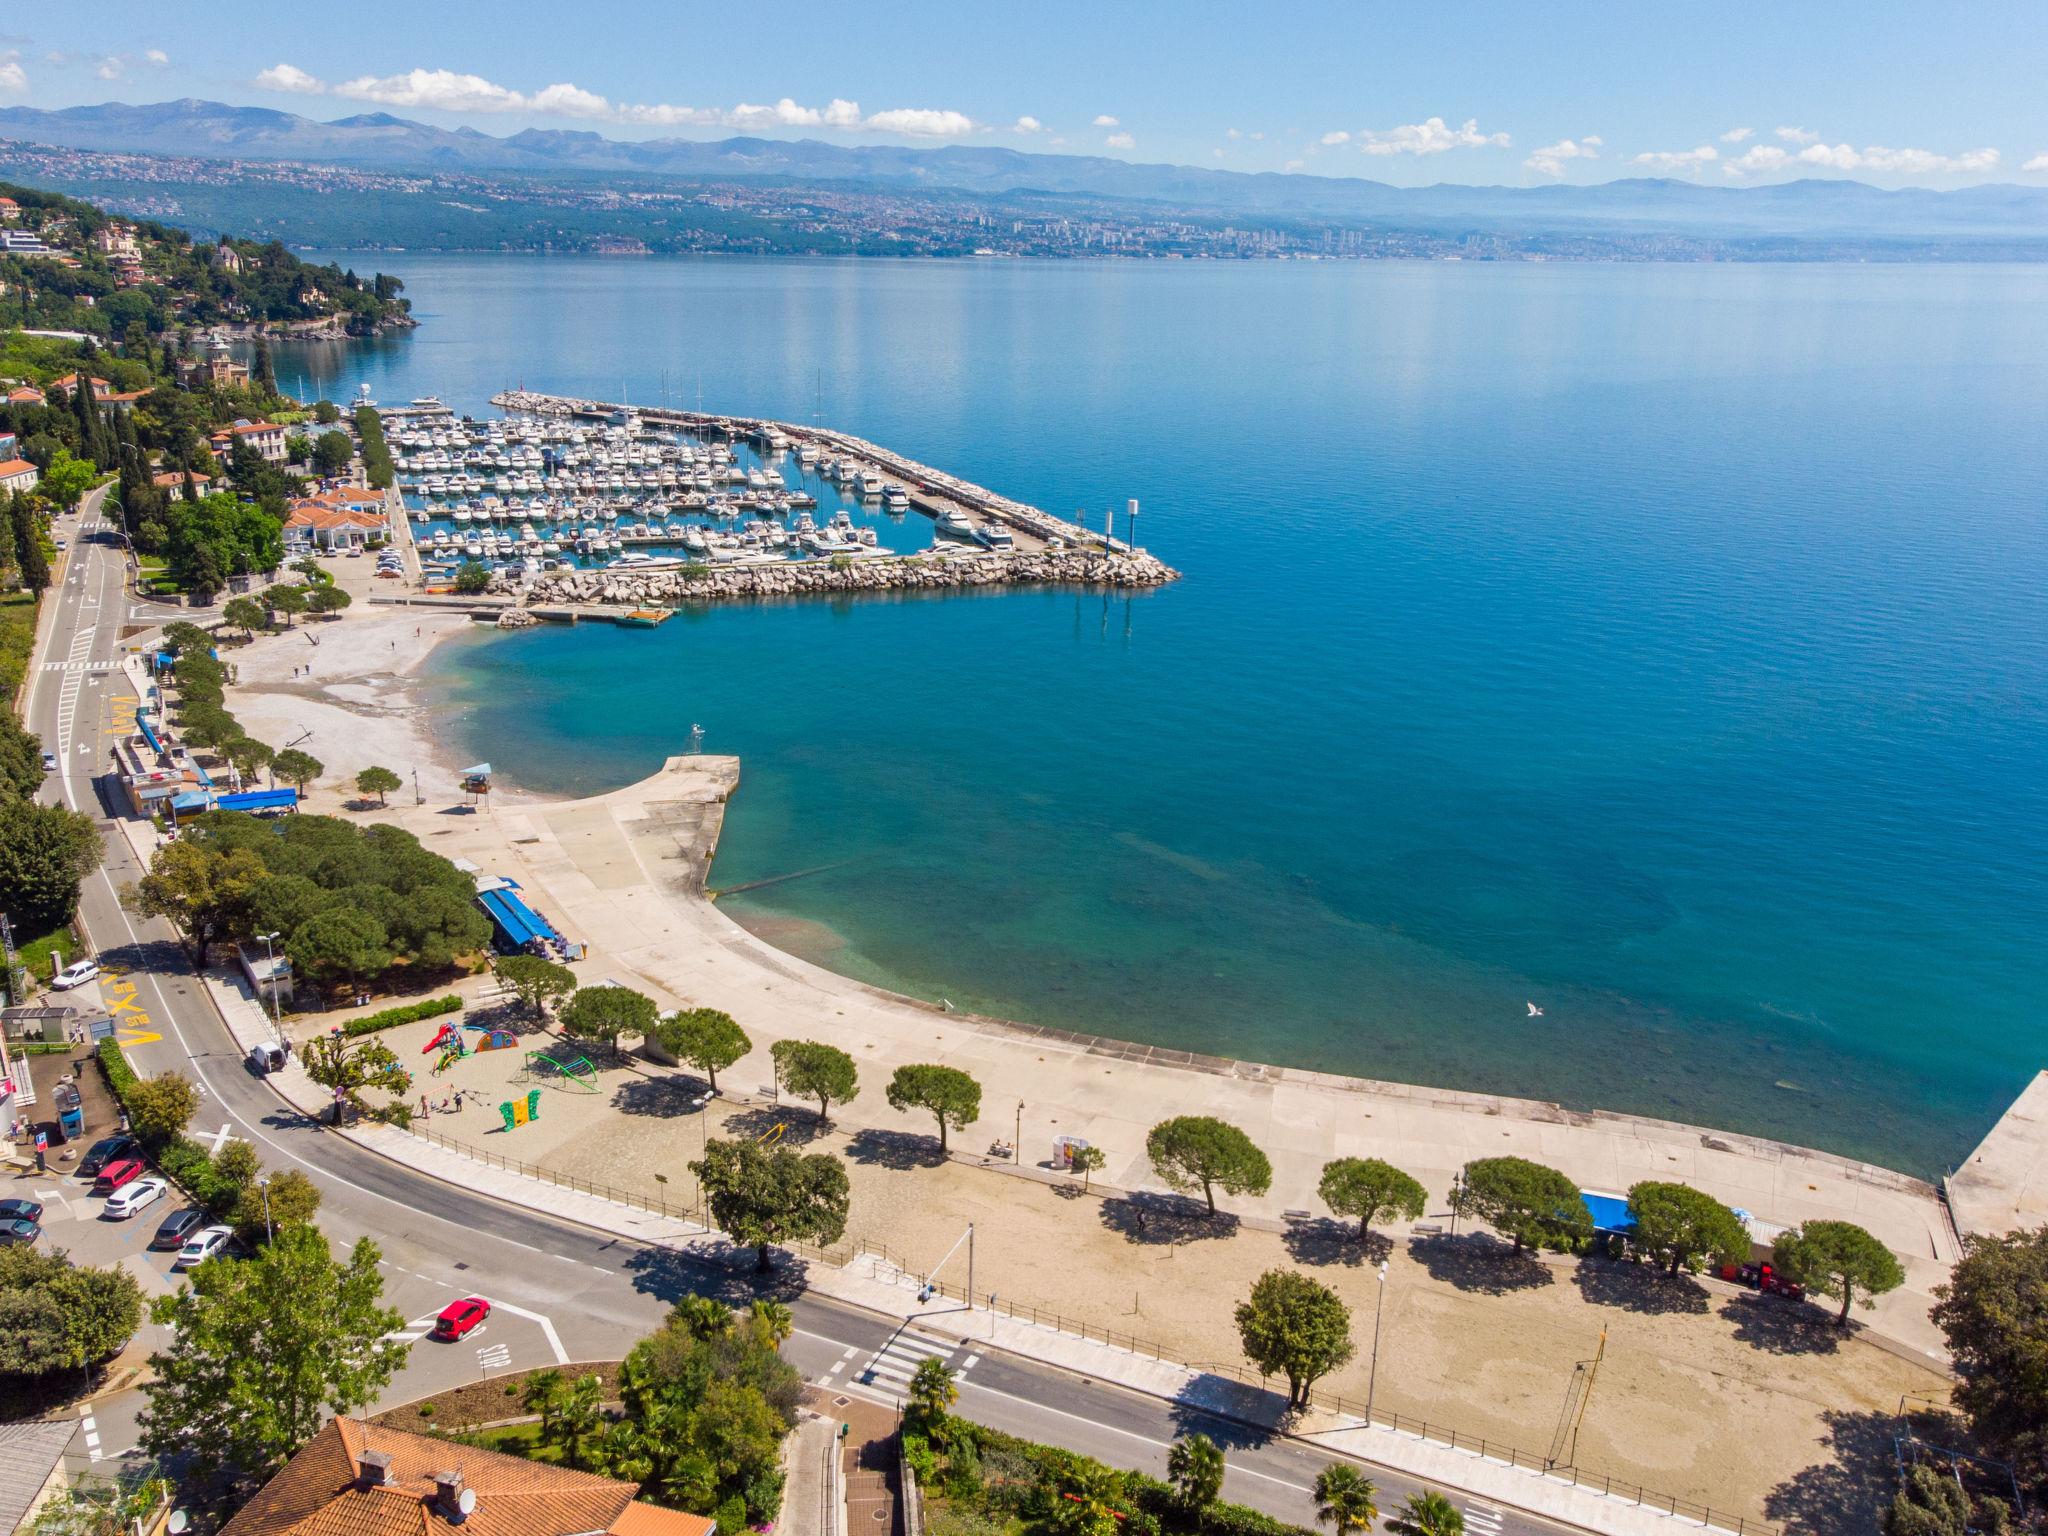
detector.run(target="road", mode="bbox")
[18,498,1561,1536]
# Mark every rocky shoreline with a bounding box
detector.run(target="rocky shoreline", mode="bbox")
[513,549,1182,606]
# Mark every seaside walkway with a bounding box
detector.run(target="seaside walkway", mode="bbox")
[1947,1070,2048,1239]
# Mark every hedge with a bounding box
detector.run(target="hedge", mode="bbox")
[97,1037,140,1105]
[344,993,462,1037]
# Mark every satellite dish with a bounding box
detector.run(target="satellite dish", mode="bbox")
[168,1513,190,1534]
[457,1488,477,1517]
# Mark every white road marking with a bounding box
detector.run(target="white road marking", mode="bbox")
[486,1298,569,1365]
[477,1342,512,1369]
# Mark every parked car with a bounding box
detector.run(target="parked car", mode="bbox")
[40,751,56,774]
[0,1217,40,1246]
[174,1225,237,1270]
[78,1136,141,1176]
[91,1157,146,1195]
[431,1296,491,1340]
[51,959,101,991]
[102,1176,170,1220]
[247,1042,288,1075]
[152,1207,208,1250]
[0,1197,43,1224]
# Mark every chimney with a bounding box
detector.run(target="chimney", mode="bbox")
[432,1470,469,1520]
[356,1450,394,1488]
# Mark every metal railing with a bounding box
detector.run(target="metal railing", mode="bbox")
[394,1117,1779,1536]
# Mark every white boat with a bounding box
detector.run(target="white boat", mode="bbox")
[981,522,1016,551]
[881,485,910,512]
[934,509,979,540]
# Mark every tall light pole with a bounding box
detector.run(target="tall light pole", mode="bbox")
[1449,1171,1463,1239]
[1014,1100,1024,1165]
[256,930,284,1047]
[257,1174,274,1244]
[1365,1259,1389,1424]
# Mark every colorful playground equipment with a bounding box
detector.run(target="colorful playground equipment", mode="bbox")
[522,1049,599,1091]
[756,1122,788,1146]
[499,1089,543,1131]
[471,1026,518,1051]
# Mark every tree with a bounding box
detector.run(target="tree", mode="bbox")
[262,583,308,627]
[886,1063,982,1154]
[140,1227,406,1487]
[1166,1432,1225,1513]
[0,1246,142,1383]
[306,583,352,617]
[1313,1464,1379,1536]
[222,595,267,636]
[907,1355,957,1429]
[771,1039,859,1127]
[1147,1116,1272,1217]
[301,1029,411,1124]
[1235,1269,1354,1408]
[1883,1463,2011,1536]
[25,1469,176,1536]
[225,736,274,785]
[1319,1158,1427,1248]
[126,840,266,963]
[691,1136,852,1272]
[1450,1157,1591,1253]
[0,800,104,931]
[453,559,492,594]
[311,430,354,477]
[40,447,97,510]
[495,953,576,1022]
[285,434,314,467]
[1071,1143,1107,1193]
[749,1298,794,1346]
[231,1168,322,1244]
[313,399,340,425]
[560,983,660,1061]
[1625,1181,1750,1275]
[271,747,322,791]
[1931,1226,2048,1483]
[1773,1221,1905,1326]
[1385,1490,1463,1536]
[654,1007,750,1092]
[125,1071,199,1141]
[354,765,401,806]
[285,906,387,989]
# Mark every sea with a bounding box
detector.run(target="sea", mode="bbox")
[266,253,2048,1177]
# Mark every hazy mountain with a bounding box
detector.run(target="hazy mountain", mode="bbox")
[4,98,2046,239]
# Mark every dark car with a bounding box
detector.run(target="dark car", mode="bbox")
[0,1217,40,1246]
[78,1135,141,1177]
[151,1207,208,1251]
[0,1197,43,1224]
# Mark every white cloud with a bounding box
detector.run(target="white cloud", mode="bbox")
[145,48,169,66]
[256,62,324,94]
[1631,145,1720,174]
[1319,130,1351,146]
[2026,152,2048,173]
[256,63,972,137]
[1359,116,1509,157]
[96,55,125,80]
[1013,115,1043,134]
[1721,127,1754,143]
[1796,142,1999,175]
[1092,114,1119,128]
[1104,131,1135,149]
[1776,126,1820,144]
[1226,128,1241,140]
[1283,158,1305,172]
[1722,144,1791,176]
[0,52,23,97]
[1523,135,1600,178]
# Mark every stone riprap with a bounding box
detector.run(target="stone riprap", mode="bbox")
[515,549,1180,606]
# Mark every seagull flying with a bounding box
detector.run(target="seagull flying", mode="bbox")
[1527,1002,1544,1018]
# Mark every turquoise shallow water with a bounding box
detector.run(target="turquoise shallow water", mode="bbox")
[272,255,2048,1176]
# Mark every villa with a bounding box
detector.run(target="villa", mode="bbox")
[211,420,289,463]
[0,458,40,493]
[284,487,389,550]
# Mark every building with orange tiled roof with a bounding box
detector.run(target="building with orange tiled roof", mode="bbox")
[218,1418,716,1536]
[283,493,388,551]
[5,386,44,405]
[53,373,114,401]
[0,458,40,493]
[152,470,213,491]
[211,420,289,464]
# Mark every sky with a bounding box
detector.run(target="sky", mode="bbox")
[10,0,2048,188]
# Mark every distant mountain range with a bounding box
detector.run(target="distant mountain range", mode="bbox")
[5,98,2048,242]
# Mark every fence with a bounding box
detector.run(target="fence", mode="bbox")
[395,1117,1781,1536]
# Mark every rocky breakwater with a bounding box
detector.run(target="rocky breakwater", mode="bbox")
[518,550,1180,607]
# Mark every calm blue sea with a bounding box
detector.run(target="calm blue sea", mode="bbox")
[271,255,2048,1175]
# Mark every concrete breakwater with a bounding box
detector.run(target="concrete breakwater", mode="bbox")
[515,548,1180,606]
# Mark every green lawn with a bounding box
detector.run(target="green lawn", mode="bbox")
[0,589,38,700]
[15,924,80,989]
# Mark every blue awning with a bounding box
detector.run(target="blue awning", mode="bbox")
[215,787,299,813]
[154,650,175,668]
[170,791,210,810]
[1581,1191,1636,1234]
[138,712,163,753]
[477,885,560,946]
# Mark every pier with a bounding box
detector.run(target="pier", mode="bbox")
[488,389,1157,561]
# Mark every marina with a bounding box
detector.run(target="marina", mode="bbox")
[383,389,1174,598]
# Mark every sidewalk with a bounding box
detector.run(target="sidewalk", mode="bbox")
[182,961,1769,1536]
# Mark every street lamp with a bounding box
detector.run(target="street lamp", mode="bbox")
[1449,1170,1463,1239]
[1365,1260,1389,1424]
[257,1174,274,1244]
[256,930,284,1047]
[1014,1100,1024,1165]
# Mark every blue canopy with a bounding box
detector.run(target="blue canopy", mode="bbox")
[1580,1191,1636,1234]
[215,787,299,813]
[170,790,210,811]
[154,650,175,668]
[477,885,560,947]
[137,712,163,753]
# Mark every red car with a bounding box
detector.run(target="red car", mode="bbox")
[432,1296,491,1340]
[92,1157,146,1195]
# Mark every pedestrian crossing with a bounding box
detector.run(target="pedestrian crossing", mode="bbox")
[39,659,119,672]
[1462,1501,1504,1535]
[851,1325,978,1397]
[383,1311,442,1345]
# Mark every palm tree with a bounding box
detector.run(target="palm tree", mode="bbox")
[1167,1432,1226,1512]
[908,1354,958,1427]
[1314,1465,1380,1536]
[1384,1490,1463,1536]
[750,1298,794,1346]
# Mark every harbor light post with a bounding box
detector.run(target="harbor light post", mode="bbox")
[1365,1259,1389,1424]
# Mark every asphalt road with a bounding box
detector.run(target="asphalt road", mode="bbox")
[17,506,1565,1536]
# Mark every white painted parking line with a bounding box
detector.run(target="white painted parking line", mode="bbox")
[486,1297,569,1365]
